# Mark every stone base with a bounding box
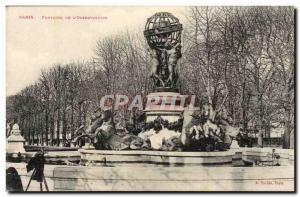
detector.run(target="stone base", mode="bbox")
[144,91,186,123]
[6,148,295,191]
[7,162,294,191]
[6,141,25,155]
[52,165,294,191]
[6,124,26,155]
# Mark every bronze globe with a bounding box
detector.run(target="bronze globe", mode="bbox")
[144,12,183,49]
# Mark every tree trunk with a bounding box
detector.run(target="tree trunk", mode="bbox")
[71,103,74,140]
[257,95,264,148]
[62,109,67,146]
[283,67,294,149]
[45,111,49,146]
[78,102,82,128]
[283,108,291,149]
[289,128,294,149]
[40,113,44,146]
[56,108,61,146]
[50,112,55,146]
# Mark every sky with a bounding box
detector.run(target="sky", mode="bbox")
[6,6,187,96]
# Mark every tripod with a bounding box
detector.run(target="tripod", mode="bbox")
[25,168,49,192]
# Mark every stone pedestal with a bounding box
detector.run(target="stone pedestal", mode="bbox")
[6,124,25,155]
[144,92,186,124]
[143,91,188,150]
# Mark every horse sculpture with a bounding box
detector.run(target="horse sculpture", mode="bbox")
[72,110,114,149]
[180,103,240,151]
[72,103,240,151]
[72,110,142,150]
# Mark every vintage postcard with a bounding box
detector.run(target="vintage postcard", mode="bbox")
[6,6,295,192]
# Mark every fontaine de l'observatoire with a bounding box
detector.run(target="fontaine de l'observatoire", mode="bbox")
[143,12,188,126]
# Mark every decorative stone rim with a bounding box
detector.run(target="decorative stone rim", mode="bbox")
[79,149,235,157]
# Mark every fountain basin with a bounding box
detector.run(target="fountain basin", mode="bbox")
[7,148,294,191]
[79,149,235,166]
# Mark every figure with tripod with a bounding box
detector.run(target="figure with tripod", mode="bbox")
[25,149,49,191]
